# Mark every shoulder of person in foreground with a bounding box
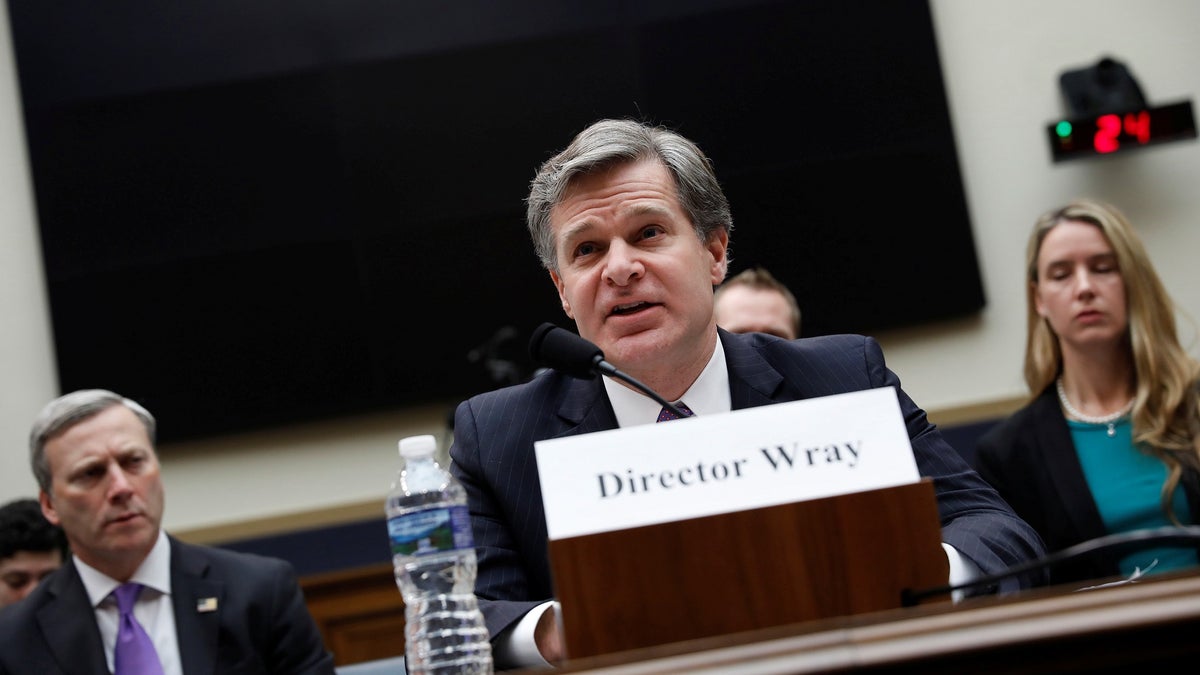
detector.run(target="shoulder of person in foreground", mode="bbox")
[170,537,336,674]
[450,367,585,449]
[732,332,879,379]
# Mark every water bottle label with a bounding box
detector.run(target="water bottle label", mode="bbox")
[387,504,474,556]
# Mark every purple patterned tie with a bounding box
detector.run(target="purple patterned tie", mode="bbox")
[656,402,695,422]
[113,583,165,675]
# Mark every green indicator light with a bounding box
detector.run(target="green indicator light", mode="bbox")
[1056,121,1073,138]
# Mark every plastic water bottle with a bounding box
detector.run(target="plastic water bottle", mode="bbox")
[387,434,493,674]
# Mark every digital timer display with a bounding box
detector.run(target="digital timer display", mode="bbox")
[1047,99,1196,163]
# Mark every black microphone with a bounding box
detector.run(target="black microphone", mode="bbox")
[528,322,603,379]
[528,322,689,419]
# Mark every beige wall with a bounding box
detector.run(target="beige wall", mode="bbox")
[3,0,1199,539]
[0,2,58,507]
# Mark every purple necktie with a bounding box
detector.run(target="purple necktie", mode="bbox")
[656,402,695,422]
[113,583,165,675]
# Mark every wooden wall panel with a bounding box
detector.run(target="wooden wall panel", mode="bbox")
[301,562,407,666]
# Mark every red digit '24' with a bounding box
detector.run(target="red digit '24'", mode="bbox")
[1094,111,1150,154]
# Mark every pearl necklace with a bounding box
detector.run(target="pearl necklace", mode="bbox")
[1055,377,1134,437]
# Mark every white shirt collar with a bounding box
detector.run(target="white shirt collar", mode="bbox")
[76,529,173,607]
[603,336,731,427]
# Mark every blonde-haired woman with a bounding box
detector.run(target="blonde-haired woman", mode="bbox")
[976,198,1200,588]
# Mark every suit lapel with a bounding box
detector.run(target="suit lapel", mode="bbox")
[721,330,787,409]
[37,562,108,675]
[169,537,222,675]
[553,374,618,436]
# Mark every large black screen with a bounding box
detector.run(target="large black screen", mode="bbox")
[8,0,984,442]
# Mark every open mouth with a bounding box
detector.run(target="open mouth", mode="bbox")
[610,301,656,316]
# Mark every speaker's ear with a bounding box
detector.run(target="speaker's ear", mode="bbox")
[1058,56,1147,118]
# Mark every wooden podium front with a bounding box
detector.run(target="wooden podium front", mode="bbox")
[547,478,949,660]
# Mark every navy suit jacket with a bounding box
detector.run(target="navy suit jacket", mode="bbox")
[975,386,1200,587]
[450,330,1047,642]
[0,535,335,675]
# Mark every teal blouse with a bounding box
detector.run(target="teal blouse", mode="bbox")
[1071,417,1198,577]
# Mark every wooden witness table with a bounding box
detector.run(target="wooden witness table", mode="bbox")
[523,570,1200,674]
[307,476,1200,672]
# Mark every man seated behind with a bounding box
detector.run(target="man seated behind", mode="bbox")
[0,497,68,608]
[714,266,802,339]
[0,389,336,675]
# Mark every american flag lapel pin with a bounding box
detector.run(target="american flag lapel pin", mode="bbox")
[196,597,218,613]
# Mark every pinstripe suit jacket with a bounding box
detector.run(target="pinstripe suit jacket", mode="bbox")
[449,330,1047,642]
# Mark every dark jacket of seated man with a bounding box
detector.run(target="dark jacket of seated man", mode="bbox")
[451,330,1049,661]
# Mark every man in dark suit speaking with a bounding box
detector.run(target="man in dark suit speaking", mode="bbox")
[449,118,1046,669]
[0,389,335,674]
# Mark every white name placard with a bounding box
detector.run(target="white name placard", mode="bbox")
[535,386,919,540]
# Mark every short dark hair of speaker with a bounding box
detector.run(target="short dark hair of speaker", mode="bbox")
[1058,56,1147,118]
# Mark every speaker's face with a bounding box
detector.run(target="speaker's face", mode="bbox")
[548,159,727,385]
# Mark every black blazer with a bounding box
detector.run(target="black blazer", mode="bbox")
[0,535,335,675]
[975,386,1200,587]
[450,330,1047,643]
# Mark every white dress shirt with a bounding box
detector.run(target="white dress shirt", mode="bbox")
[76,529,183,675]
[602,339,730,426]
